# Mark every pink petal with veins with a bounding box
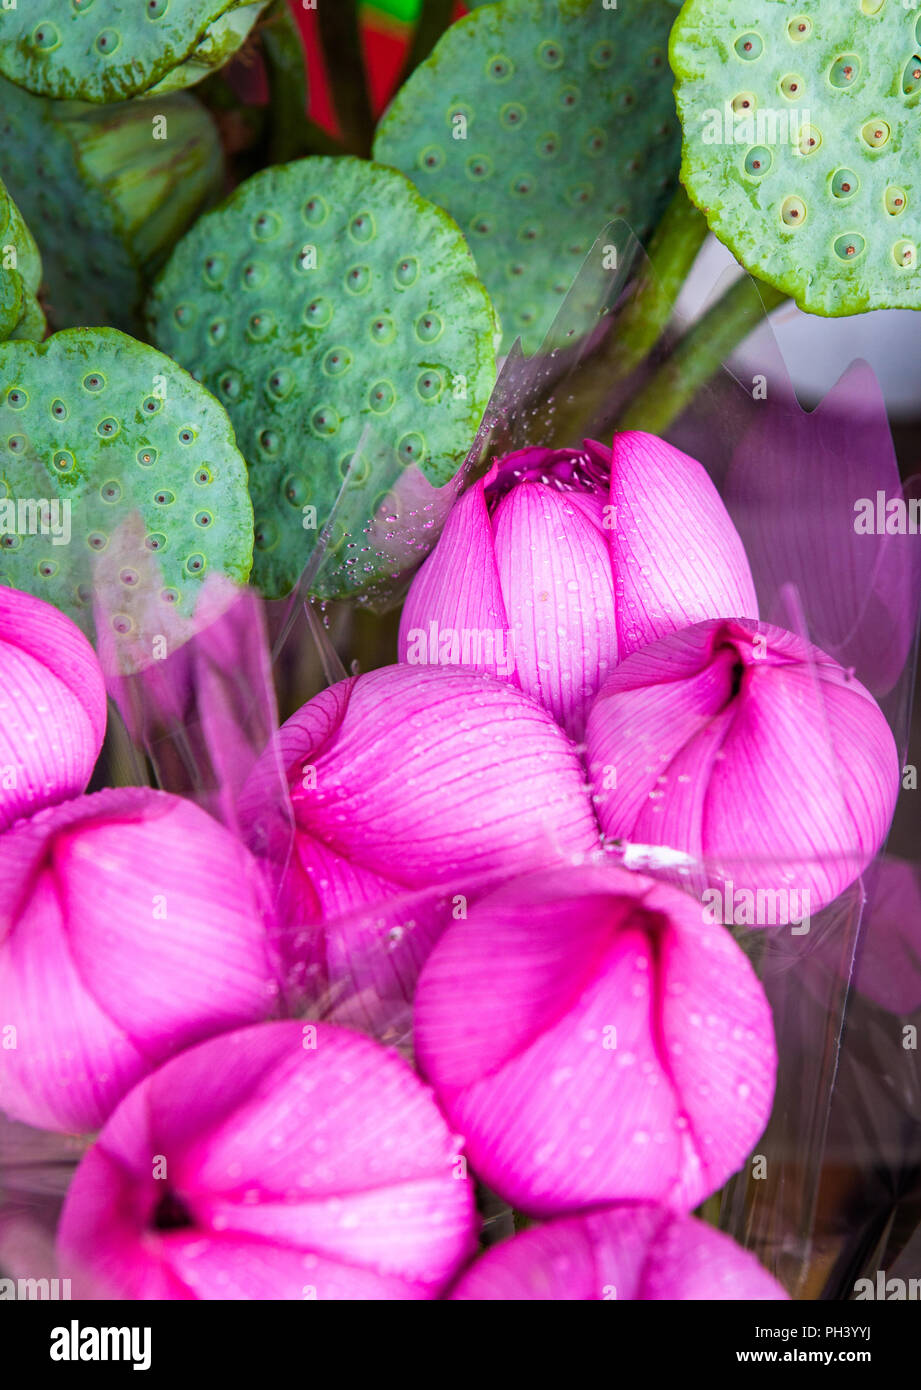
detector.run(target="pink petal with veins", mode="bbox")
[450,1205,788,1300]
[0,587,106,831]
[416,864,775,1215]
[58,1022,477,1299]
[0,789,279,1132]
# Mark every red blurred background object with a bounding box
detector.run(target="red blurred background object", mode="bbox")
[292,1,468,135]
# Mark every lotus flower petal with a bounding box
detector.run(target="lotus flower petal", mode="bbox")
[251,669,600,885]
[415,865,775,1215]
[57,1021,477,1300]
[587,620,900,914]
[449,1205,788,1300]
[398,476,512,684]
[0,789,280,1133]
[492,482,618,737]
[0,587,106,831]
[240,666,600,1016]
[0,872,147,1135]
[399,434,756,737]
[608,432,758,657]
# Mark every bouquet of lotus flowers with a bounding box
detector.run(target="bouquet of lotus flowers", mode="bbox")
[1,0,920,1327]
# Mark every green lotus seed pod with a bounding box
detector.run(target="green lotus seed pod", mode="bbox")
[0,271,24,345]
[8,295,48,344]
[148,3,269,97]
[0,328,252,667]
[374,0,681,354]
[672,0,921,313]
[0,76,223,333]
[147,156,498,602]
[0,178,44,343]
[0,1,270,105]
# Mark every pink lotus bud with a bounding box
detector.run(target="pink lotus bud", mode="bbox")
[449,1204,788,1300]
[58,1021,476,1300]
[240,665,600,1010]
[399,433,757,737]
[586,619,900,915]
[415,865,775,1216]
[0,587,106,832]
[0,789,280,1134]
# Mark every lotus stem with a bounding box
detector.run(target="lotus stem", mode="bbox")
[260,0,317,163]
[542,186,708,447]
[616,275,788,436]
[399,0,456,85]
[317,0,375,156]
[607,186,710,377]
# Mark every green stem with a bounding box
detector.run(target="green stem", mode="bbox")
[100,704,151,790]
[317,0,375,156]
[616,276,787,436]
[260,1,315,163]
[297,117,353,159]
[399,0,455,85]
[696,1191,723,1230]
[542,187,708,448]
[610,187,709,374]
